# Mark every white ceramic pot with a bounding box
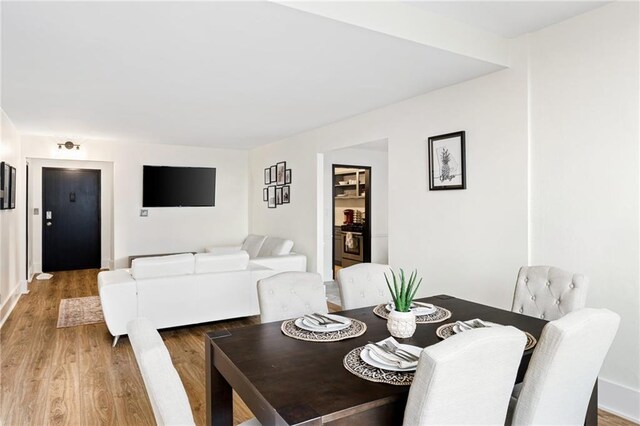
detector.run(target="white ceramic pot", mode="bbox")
[387,309,417,339]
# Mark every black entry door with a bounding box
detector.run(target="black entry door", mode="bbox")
[43,168,101,272]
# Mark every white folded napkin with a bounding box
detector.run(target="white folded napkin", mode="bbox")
[454,318,492,333]
[365,337,419,369]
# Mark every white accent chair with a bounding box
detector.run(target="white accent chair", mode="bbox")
[127,318,196,426]
[511,266,588,320]
[404,326,527,425]
[257,272,327,323]
[336,263,392,310]
[508,308,620,425]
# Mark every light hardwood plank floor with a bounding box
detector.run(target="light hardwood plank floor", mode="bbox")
[1,270,636,425]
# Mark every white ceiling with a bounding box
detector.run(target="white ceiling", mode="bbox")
[1,1,607,149]
[405,1,609,38]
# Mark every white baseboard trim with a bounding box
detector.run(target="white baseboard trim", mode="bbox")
[0,281,24,329]
[598,378,640,423]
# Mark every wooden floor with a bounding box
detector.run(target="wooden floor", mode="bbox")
[0,270,636,425]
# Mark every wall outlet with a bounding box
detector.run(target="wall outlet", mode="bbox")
[140,209,148,217]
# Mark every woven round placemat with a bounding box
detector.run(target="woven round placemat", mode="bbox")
[281,318,367,342]
[343,346,414,386]
[373,304,452,324]
[435,323,537,351]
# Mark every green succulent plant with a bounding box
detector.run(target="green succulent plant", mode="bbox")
[384,268,423,312]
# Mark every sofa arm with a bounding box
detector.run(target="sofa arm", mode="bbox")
[249,253,307,272]
[98,270,137,337]
[204,245,243,255]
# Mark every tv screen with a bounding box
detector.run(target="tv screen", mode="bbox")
[143,166,216,207]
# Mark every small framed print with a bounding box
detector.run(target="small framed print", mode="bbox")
[428,131,466,190]
[264,168,271,184]
[263,188,268,201]
[9,166,16,209]
[276,161,286,185]
[268,185,276,208]
[0,162,8,210]
[285,169,291,184]
[282,185,290,203]
[275,187,283,205]
[270,165,277,183]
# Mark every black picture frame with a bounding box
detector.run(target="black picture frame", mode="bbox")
[428,131,466,190]
[276,161,286,186]
[282,185,290,203]
[0,162,8,210]
[263,188,268,202]
[270,165,277,183]
[285,169,292,184]
[9,166,16,209]
[264,168,271,184]
[275,187,283,205]
[267,185,276,208]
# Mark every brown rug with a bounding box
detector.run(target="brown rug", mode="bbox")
[57,296,105,328]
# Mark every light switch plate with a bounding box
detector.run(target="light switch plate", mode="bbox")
[140,209,148,217]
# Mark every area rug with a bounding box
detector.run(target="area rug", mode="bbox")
[57,296,105,328]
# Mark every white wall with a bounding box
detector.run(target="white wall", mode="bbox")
[250,39,529,301]
[248,3,639,418]
[529,2,639,419]
[0,110,26,326]
[21,135,249,269]
[322,147,389,280]
[27,159,114,272]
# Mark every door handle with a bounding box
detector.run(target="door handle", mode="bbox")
[46,222,52,227]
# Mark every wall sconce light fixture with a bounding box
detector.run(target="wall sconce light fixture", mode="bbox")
[58,141,80,150]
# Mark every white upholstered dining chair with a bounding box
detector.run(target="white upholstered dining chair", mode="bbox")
[508,308,620,425]
[257,271,327,323]
[511,265,588,320]
[403,326,527,426]
[336,263,392,309]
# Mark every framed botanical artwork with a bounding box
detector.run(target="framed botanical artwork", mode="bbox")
[270,165,277,183]
[267,186,276,208]
[285,169,291,184]
[0,162,8,210]
[264,168,271,184]
[9,166,16,209]
[282,185,290,203]
[276,161,286,186]
[428,131,466,190]
[275,187,283,205]
[263,188,268,201]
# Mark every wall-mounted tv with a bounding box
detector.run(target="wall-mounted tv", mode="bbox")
[143,166,216,207]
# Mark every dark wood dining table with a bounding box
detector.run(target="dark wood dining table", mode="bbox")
[205,294,597,425]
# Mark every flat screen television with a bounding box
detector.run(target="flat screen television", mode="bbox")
[143,166,216,207]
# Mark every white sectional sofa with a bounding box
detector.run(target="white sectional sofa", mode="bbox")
[98,242,306,345]
[206,234,307,272]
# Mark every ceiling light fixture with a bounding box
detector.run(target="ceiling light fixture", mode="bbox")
[58,141,80,150]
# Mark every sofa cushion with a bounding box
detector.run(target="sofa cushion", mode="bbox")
[258,237,294,257]
[242,234,267,259]
[132,253,195,280]
[194,252,249,274]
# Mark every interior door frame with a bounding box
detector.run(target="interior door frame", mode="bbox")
[42,167,102,272]
[331,164,372,280]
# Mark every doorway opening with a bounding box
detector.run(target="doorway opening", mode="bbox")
[332,165,371,279]
[42,168,101,271]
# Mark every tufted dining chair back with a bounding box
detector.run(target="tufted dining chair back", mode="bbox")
[336,263,393,310]
[510,308,620,425]
[511,266,588,321]
[404,326,527,425]
[257,272,327,323]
